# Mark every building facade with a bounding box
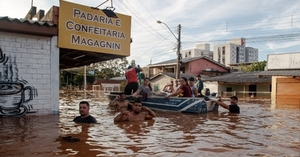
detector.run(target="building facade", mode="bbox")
[144,56,229,78]
[0,30,59,115]
[213,38,258,66]
[257,52,300,105]
[181,43,213,59]
[203,72,271,98]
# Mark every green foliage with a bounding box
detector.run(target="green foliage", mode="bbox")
[153,84,160,92]
[238,61,267,72]
[91,57,129,79]
[59,57,129,89]
[60,68,95,89]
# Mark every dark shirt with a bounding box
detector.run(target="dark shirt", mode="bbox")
[73,115,97,123]
[197,80,203,93]
[180,85,192,97]
[229,104,240,113]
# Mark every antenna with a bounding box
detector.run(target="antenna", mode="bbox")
[92,0,117,18]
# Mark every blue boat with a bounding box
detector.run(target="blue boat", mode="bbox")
[106,92,219,114]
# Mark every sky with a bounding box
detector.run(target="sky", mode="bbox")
[0,0,299,67]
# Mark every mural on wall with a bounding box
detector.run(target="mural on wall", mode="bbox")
[0,48,38,116]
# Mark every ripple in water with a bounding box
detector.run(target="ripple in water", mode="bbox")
[0,94,299,156]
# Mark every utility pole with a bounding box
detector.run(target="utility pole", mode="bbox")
[157,20,182,80]
[176,24,181,80]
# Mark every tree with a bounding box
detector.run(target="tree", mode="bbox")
[91,57,129,79]
[238,61,267,72]
[60,68,95,89]
[59,57,129,89]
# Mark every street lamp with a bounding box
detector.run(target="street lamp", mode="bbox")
[157,20,181,80]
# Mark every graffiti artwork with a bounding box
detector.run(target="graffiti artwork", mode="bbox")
[0,48,38,116]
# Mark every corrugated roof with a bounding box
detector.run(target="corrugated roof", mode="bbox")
[256,70,300,76]
[204,72,271,84]
[150,72,209,80]
[0,16,56,27]
[149,56,228,69]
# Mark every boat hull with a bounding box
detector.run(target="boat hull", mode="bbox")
[105,93,218,114]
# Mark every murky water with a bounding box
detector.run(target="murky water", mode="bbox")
[0,93,299,157]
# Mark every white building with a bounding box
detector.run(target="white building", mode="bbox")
[213,38,258,66]
[182,43,213,59]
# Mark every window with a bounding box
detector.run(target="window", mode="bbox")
[226,87,232,92]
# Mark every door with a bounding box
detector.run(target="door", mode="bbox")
[249,85,257,96]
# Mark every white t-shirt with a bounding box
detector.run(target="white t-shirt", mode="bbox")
[173,85,181,92]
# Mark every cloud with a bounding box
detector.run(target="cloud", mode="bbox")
[1,0,299,68]
[266,41,300,50]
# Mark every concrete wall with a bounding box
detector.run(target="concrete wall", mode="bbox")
[203,81,218,94]
[0,31,59,115]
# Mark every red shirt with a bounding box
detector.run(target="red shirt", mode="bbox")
[180,85,192,97]
[125,68,138,84]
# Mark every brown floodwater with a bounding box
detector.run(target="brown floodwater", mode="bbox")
[0,93,299,157]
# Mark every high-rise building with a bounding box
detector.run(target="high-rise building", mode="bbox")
[213,38,258,66]
[181,43,213,59]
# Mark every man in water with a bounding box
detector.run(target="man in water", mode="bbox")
[114,100,156,122]
[108,92,133,112]
[124,65,142,95]
[73,101,97,123]
[210,96,240,113]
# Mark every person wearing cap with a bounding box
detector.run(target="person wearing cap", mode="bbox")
[196,74,204,97]
[124,65,142,95]
[114,100,156,122]
[211,96,240,113]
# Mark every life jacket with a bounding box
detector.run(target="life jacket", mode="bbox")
[126,68,138,83]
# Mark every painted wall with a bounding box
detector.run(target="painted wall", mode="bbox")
[0,31,59,116]
[188,58,228,74]
[151,75,175,92]
[203,81,218,94]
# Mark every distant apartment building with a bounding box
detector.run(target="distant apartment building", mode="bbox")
[213,38,258,66]
[182,43,213,59]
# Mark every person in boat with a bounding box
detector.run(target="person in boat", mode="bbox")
[73,101,97,123]
[114,100,156,122]
[164,77,192,98]
[124,65,142,95]
[210,96,240,113]
[196,74,204,97]
[108,92,133,112]
[163,81,174,93]
[173,79,181,92]
[188,77,198,97]
[132,77,155,98]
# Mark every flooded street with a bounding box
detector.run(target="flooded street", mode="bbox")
[0,93,299,157]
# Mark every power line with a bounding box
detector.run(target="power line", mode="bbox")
[118,0,173,42]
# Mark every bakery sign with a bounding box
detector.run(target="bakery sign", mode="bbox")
[267,52,300,70]
[58,0,131,56]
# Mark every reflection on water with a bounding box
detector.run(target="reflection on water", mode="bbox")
[0,94,299,156]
